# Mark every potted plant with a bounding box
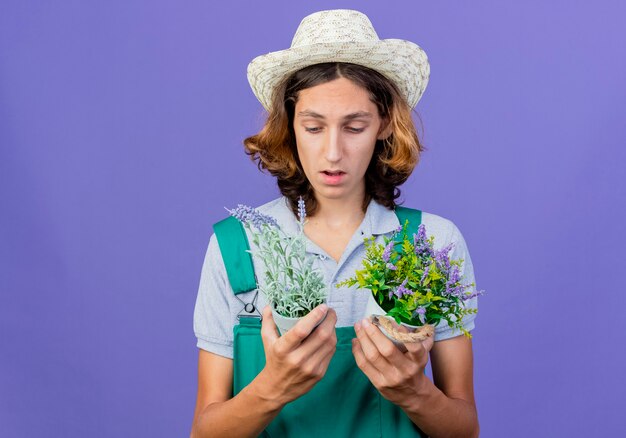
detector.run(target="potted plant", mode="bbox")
[336,220,483,343]
[228,197,327,334]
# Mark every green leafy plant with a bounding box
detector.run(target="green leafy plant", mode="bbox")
[336,220,483,338]
[228,197,326,318]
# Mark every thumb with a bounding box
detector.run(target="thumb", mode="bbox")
[421,334,435,353]
[260,305,279,349]
[404,332,435,358]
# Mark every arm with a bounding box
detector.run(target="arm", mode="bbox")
[401,334,479,438]
[191,304,338,438]
[352,319,479,438]
[190,350,283,438]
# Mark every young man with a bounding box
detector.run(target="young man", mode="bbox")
[192,10,479,438]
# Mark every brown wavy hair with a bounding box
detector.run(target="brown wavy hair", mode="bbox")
[243,62,426,217]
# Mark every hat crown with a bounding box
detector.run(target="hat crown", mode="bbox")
[291,10,380,47]
[247,9,430,111]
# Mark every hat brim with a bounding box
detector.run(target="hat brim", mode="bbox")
[247,39,430,111]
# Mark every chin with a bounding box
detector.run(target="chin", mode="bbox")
[313,187,356,200]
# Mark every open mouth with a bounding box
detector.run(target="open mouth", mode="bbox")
[321,170,346,185]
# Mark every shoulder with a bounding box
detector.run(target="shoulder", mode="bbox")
[418,210,473,266]
[215,196,287,223]
[419,210,462,248]
[416,209,472,261]
[210,196,290,254]
[251,196,297,234]
[212,196,286,233]
[254,196,288,215]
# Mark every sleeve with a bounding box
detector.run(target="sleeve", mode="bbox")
[434,222,479,341]
[193,232,235,359]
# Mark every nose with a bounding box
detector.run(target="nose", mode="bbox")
[324,129,342,163]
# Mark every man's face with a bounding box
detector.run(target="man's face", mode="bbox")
[293,77,389,204]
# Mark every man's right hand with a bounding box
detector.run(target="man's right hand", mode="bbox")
[255,303,338,406]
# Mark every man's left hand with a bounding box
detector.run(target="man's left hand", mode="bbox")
[352,317,435,409]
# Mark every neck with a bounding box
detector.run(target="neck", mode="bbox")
[308,191,369,229]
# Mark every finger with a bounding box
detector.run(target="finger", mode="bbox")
[423,335,434,353]
[260,305,281,356]
[317,306,337,332]
[362,318,410,364]
[298,308,337,354]
[354,319,400,374]
[354,328,423,388]
[387,318,410,334]
[388,321,427,358]
[281,304,330,350]
[382,319,433,360]
[404,334,435,359]
[293,339,338,384]
[312,337,338,377]
[351,337,384,387]
[368,318,430,375]
[284,311,337,378]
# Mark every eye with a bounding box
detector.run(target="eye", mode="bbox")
[304,127,322,133]
[346,127,365,133]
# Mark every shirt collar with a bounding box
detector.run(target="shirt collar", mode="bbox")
[271,195,400,238]
[363,197,401,236]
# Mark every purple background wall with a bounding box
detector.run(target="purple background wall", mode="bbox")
[1,1,625,436]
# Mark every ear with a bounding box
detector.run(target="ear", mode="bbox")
[377,118,393,140]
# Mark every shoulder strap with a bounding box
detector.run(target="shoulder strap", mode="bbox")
[213,206,422,297]
[213,216,257,295]
[394,205,422,235]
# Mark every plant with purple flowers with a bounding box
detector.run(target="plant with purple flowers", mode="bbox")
[336,220,483,338]
[226,197,326,318]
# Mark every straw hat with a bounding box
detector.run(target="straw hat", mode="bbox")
[247,9,430,111]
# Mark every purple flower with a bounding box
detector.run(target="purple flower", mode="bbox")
[227,204,278,229]
[445,265,461,291]
[297,196,306,225]
[382,241,394,263]
[393,279,411,299]
[386,263,397,271]
[420,265,430,283]
[415,223,426,243]
[434,243,455,272]
[413,224,433,258]
[461,289,485,301]
[444,267,469,296]
[444,284,465,297]
[412,306,427,323]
